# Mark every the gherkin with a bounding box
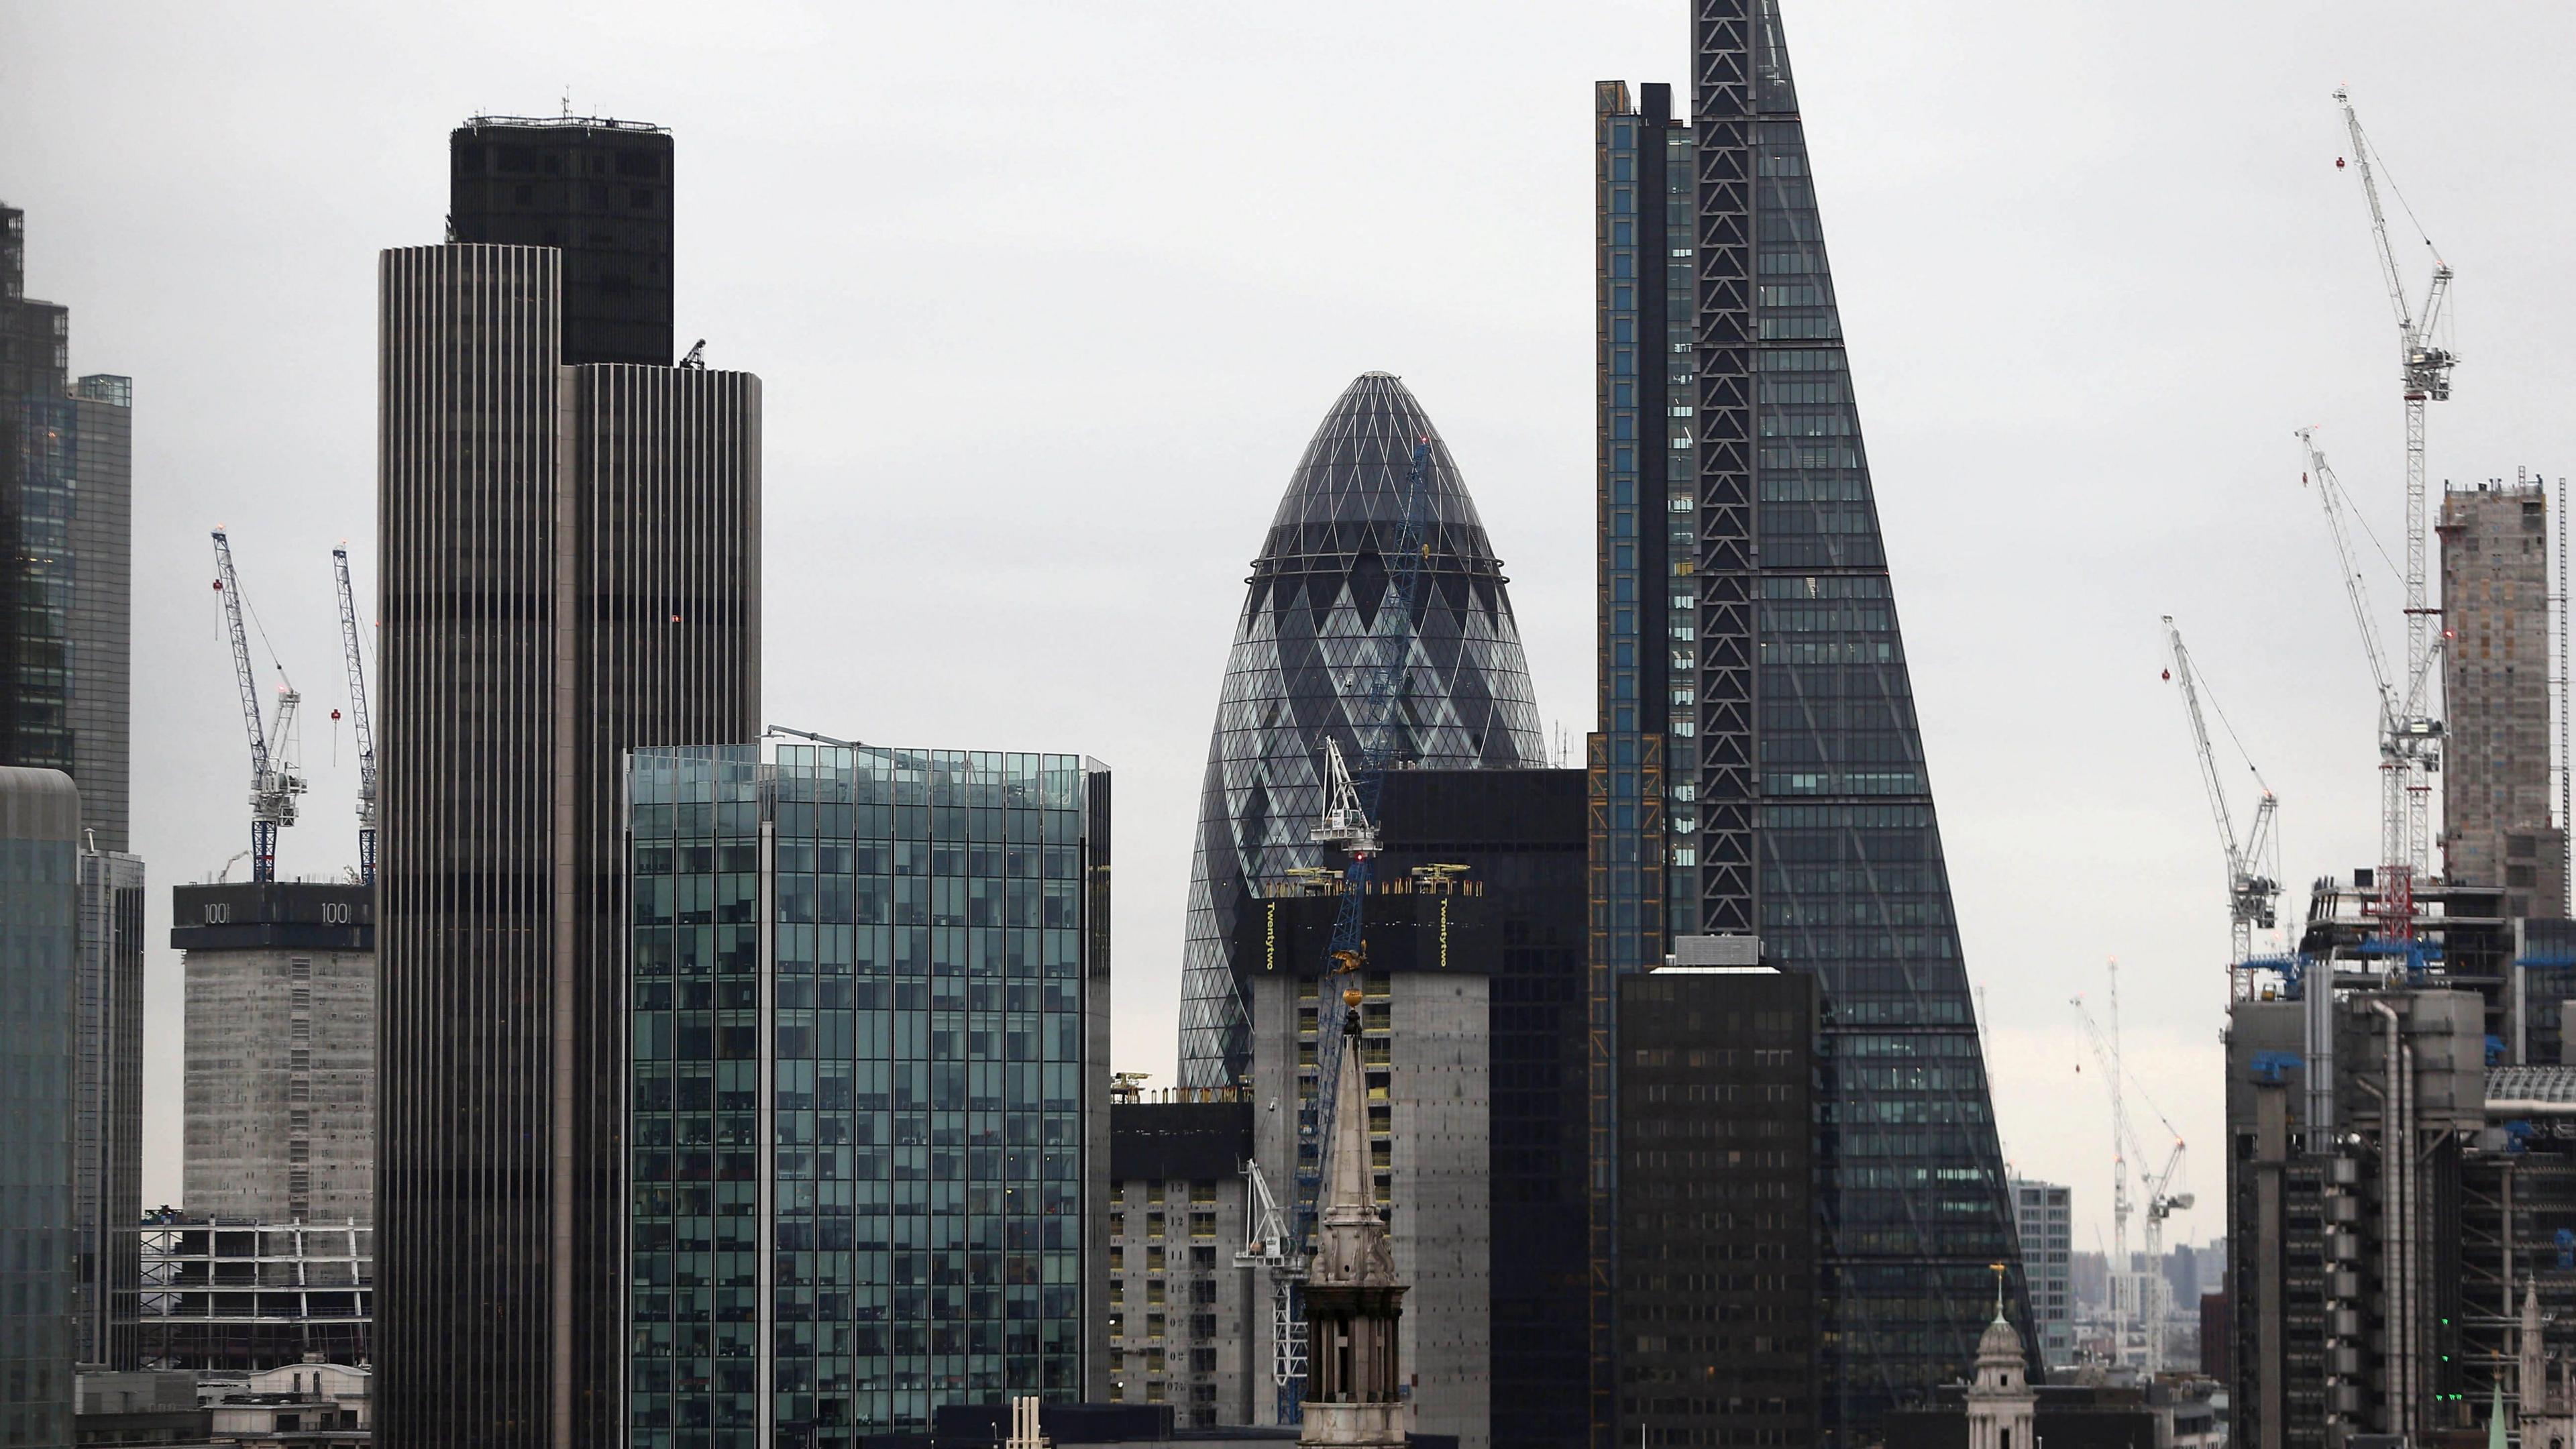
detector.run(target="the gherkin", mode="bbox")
[1176,372,1547,1087]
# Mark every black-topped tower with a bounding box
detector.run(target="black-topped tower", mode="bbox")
[1617,1,2033,1438]
[378,116,760,1449]
[448,117,676,367]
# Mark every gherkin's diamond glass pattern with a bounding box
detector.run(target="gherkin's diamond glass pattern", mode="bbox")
[1176,373,1546,1087]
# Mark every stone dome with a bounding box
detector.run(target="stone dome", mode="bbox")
[1977,1313,2026,1366]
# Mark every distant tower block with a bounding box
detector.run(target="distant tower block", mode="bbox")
[2440,478,2569,916]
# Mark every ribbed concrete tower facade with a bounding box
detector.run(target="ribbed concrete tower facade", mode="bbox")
[375,167,759,1445]
[1177,373,1546,1087]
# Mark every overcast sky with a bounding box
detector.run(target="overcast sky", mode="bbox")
[6,1,2572,1261]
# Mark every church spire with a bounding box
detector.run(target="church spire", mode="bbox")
[1300,997,1407,1447]
[2528,1279,2548,1417]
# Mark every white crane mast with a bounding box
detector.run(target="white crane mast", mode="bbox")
[2334,88,2454,938]
[2072,981,2134,1372]
[211,530,305,881]
[2133,1138,2194,1379]
[333,547,377,885]
[2163,616,2281,994]
[1234,1159,1307,1400]
[2297,429,2447,947]
[2074,961,2191,1377]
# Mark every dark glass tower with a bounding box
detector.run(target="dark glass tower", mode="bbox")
[1684,4,2032,1437]
[377,121,760,1448]
[3,202,144,1373]
[1586,85,1695,1437]
[1617,963,1818,1449]
[1378,769,1589,1449]
[1175,372,1548,1088]
[449,117,676,368]
[0,204,131,847]
[1592,4,2030,1440]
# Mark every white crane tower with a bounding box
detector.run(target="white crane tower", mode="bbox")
[2163,616,2281,998]
[332,547,376,885]
[2332,87,2455,941]
[2073,961,2192,1377]
[211,530,306,881]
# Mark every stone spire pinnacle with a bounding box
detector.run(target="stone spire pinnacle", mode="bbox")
[2528,1279,2547,1415]
[1300,998,1406,1446]
[1310,1004,1397,1287]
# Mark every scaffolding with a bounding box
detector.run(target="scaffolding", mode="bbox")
[137,1215,371,1372]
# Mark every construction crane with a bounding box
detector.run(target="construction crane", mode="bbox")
[2334,88,2455,939]
[1255,436,1438,1426]
[2163,617,2282,998]
[211,530,305,881]
[2073,961,2191,1376]
[1233,1158,1307,1412]
[2298,428,2445,945]
[331,547,377,886]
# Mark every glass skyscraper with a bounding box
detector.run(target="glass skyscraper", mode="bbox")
[1,205,132,849]
[1,766,79,1449]
[1176,371,1548,1087]
[4,202,144,1377]
[1587,87,1696,1438]
[624,738,1110,1446]
[1592,3,2032,1440]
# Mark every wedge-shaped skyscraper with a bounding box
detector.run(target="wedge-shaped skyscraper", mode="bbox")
[1176,373,1546,1086]
[1589,6,2033,1444]
[1684,3,2029,1438]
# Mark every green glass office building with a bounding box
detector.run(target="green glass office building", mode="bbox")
[623,738,1110,1448]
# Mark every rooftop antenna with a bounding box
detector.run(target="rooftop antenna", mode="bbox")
[561,85,572,119]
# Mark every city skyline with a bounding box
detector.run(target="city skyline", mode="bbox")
[5,0,2572,1275]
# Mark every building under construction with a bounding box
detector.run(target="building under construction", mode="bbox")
[170,881,374,1227]
[2212,74,2576,1449]
[2441,477,2569,921]
[2224,878,2576,1449]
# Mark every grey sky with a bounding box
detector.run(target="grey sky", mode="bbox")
[5,0,2571,1263]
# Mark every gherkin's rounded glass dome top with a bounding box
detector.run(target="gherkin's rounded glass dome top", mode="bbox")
[1175,372,1547,1086]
